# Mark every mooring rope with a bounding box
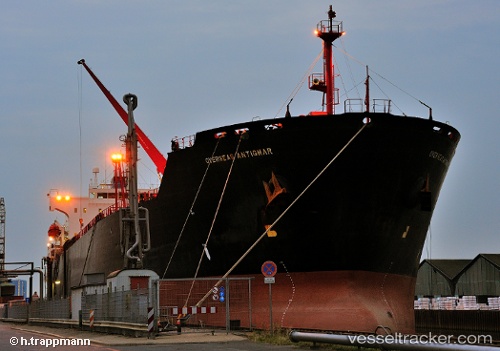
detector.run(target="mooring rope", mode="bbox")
[184,133,246,307]
[195,122,369,307]
[161,138,222,279]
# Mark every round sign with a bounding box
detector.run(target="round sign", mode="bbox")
[261,260,278,277]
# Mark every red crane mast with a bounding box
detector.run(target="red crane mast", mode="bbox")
[77,59,167,177]
[310,5,344,115]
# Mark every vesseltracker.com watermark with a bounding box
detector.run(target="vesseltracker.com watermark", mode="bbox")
[10,336,91,348]
[348,332,493,346]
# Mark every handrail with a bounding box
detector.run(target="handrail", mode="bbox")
[171,135,195,151]
[74,205,118,240]
[316,20,343,35]
[344,98,392,113]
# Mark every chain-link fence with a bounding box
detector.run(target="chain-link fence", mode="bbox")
[0,300,28,320]
[1,277,254,333]
[81,288,150,324]
[30,298,70,319]
[157,277,253,332]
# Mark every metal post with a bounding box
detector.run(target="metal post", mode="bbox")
[155,279,160,334]
[39,270,43,300]
[225,278,230,334]
[248,277,252,331]
[29,262,33,302]
[268,282,273,334]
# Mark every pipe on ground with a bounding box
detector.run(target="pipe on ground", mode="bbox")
[289,331,499,351]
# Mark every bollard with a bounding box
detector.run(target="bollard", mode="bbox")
[176,315,182,335]
[147,307,155,339]
[89,309,94,331]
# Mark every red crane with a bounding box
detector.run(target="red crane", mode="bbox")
[77,59,167,177]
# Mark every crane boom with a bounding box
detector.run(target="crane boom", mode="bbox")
[77,59,167,177]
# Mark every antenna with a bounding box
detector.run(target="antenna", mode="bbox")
[364,66,370,113]
[92,167,99,187]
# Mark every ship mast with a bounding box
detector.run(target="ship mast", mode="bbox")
[312,5,344,115]
[365,65,370,113]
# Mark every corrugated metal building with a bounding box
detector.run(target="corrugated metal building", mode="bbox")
[455,254,500,296]
[415,254,500,338]
[415,259,470,296]
[416,254,500,298]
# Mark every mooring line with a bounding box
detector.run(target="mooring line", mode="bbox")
[162,138,221,279]
[195,122,369,307]
[185,133,245,308]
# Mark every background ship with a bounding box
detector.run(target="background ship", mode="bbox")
[45,7,460,334]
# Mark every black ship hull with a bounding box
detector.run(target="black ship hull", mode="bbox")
[50,112,460,333]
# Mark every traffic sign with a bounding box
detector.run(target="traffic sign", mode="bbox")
[261,261,277,277]
[264,277,275,284]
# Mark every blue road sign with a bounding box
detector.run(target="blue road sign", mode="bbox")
[261,261,277,277]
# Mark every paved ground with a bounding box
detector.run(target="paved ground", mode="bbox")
[4,322,250,346]
[1,322,316,350]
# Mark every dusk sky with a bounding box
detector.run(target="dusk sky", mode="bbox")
[1,1,498,291]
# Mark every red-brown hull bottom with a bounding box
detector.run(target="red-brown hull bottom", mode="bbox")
[249,270,416,334]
